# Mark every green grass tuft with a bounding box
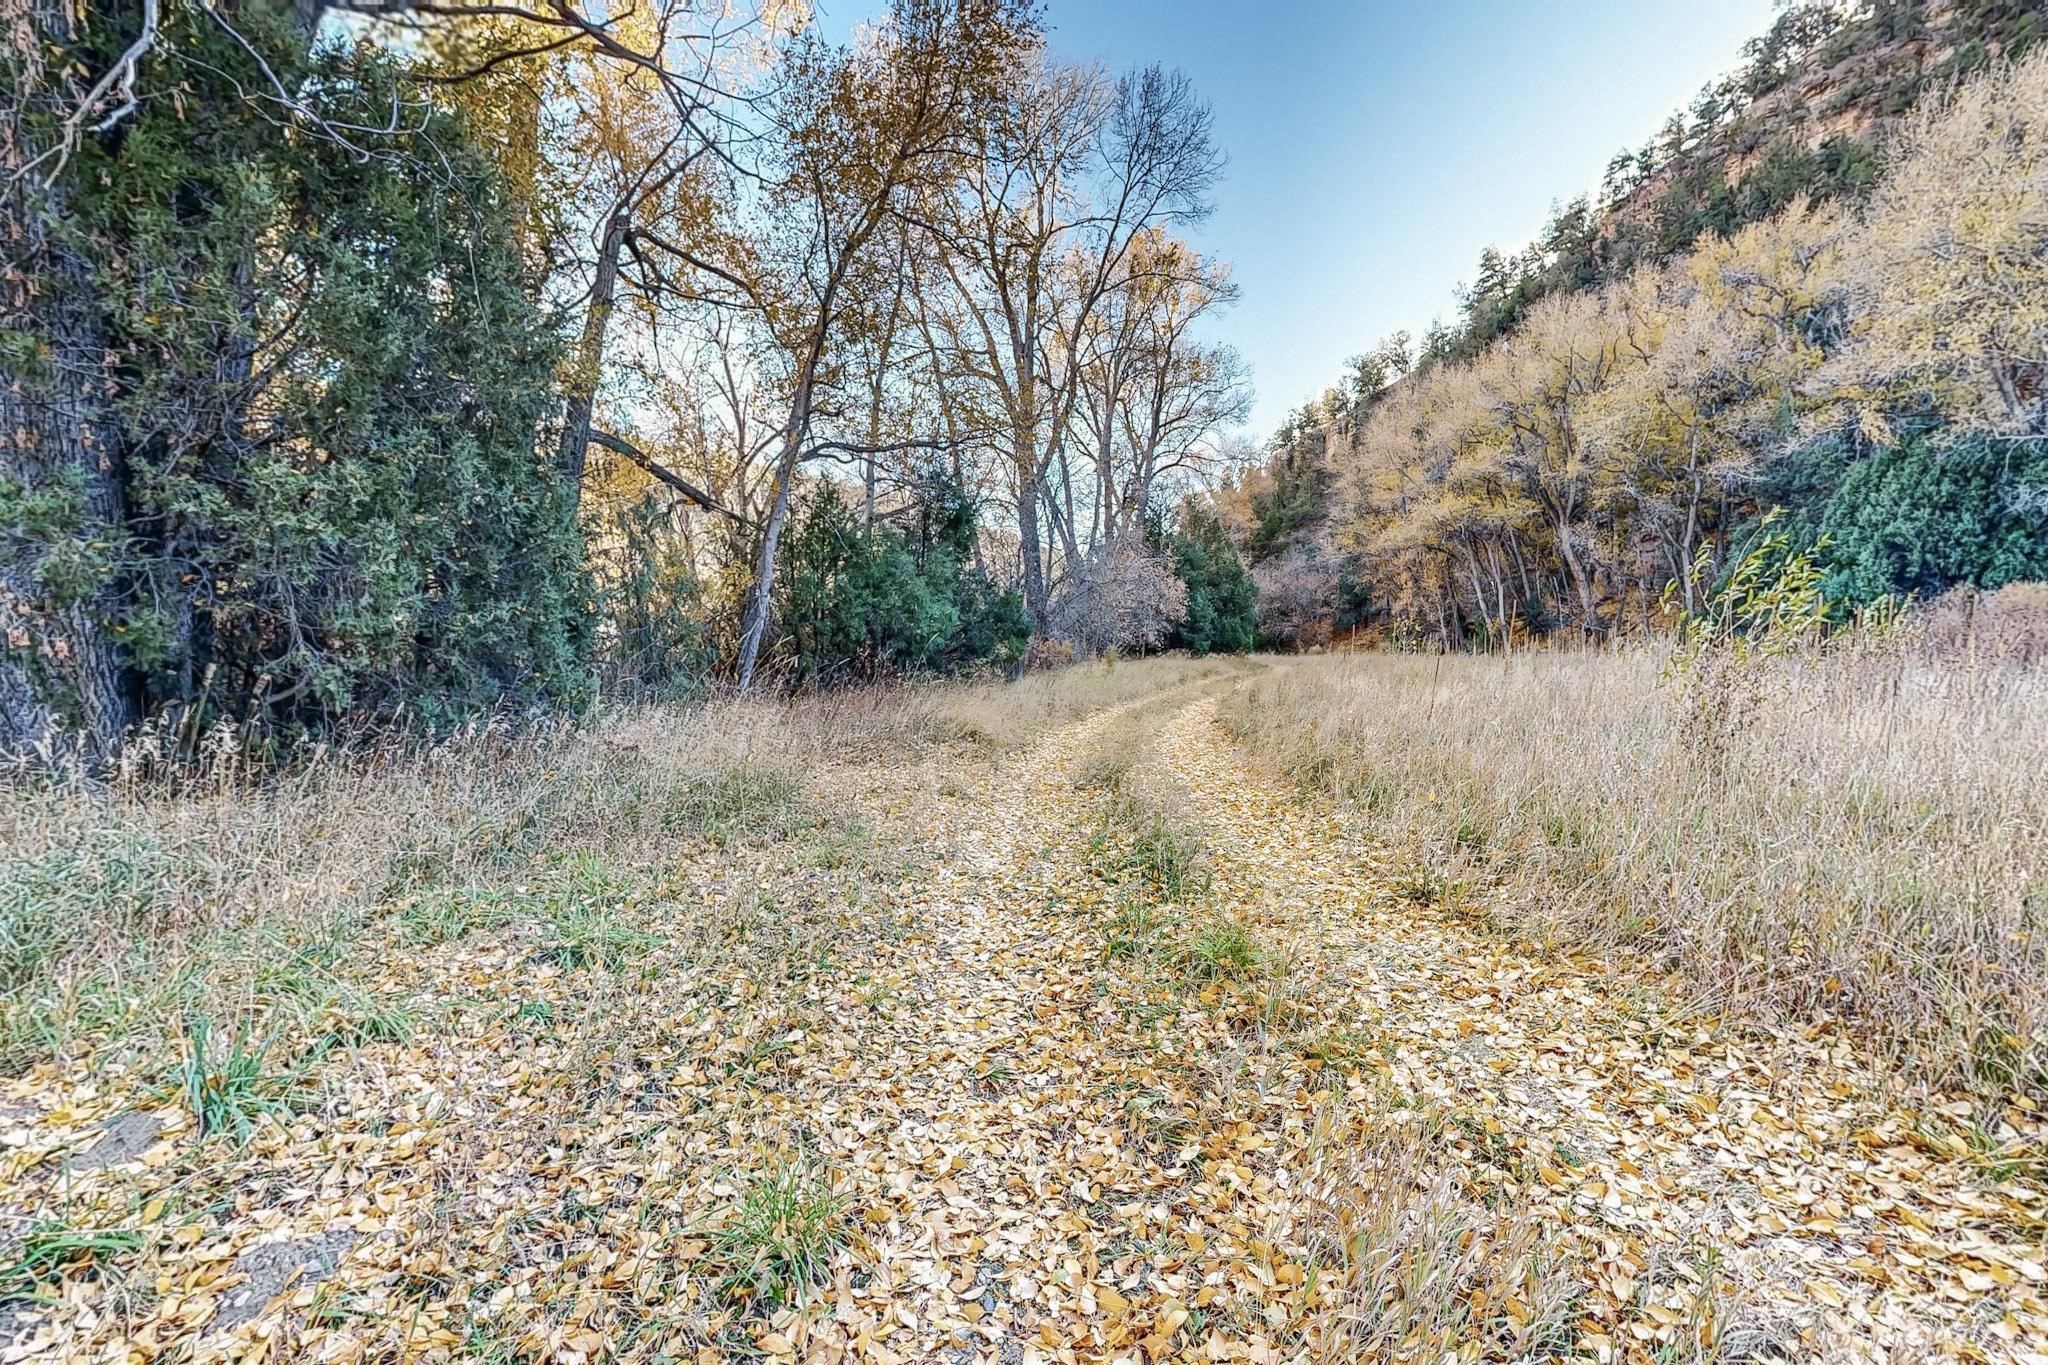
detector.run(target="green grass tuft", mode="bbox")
[665,767,809,845]
[712,1163,848,1311]
[1,1223,145,1304]
[176,1016,295,1142]
[1176,917,1263,982]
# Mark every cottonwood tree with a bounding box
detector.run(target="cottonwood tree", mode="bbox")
[731,0,1035,692]
[1587,208,1846,611]
[1071,229,1248,543]
[923,57,1222,630]
[1835,50,2048,434]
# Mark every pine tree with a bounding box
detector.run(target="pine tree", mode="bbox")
[2,11,591,758]
[1170,502,1258,654]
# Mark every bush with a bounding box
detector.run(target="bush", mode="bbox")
[776,475,1027,684]
[1818,431,2048,606]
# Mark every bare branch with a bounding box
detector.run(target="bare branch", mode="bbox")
[587,429,747,525]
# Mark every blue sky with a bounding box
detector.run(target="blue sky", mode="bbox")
[823,0,1779,438]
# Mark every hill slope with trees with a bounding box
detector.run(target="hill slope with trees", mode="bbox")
[1216,0,2047,649]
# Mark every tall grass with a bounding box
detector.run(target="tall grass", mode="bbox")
[1298,1107,1586,1361]
[1222,646,2048,1098]
[925,653,1253,750]
[0,698,814,1075]
[0,658,1218,1080]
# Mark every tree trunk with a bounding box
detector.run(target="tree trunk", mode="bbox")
[1553,515,1600,640]
[737,359,819,694]
[556,210,629,510]
[0,0,142,764]
[1016,479,1050,629]
[735,434,802,694]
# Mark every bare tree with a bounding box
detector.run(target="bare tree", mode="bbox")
[1072,229,1248,543]
[730,0,1034,692]
[923,58,1222,630]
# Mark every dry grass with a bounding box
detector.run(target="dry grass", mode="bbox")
[1297,1103,1583,1361]
[923,653,1254,750]
[0,658,1216,1083]
[1221,645,2048,1099]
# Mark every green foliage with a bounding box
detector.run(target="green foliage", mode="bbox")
[1668,512,1832,669]
[177,1017,295,1143]
[541,905,656,972]
[315,992,416,1052]
[1169,502,1258,654]
[1176,917,1262,982]
[1665,515,1833,757]
[0,830,174,993]
[1818,432,2048,606]
[713,1164,848,1310]
[1634,132,1883,264]
[592,492,709,701]
[1089,789,1210,902]
[5,8,590,751]
[1247,455,1330,559]
[1106,894,1171,960]
[2,1224,144,1304]
[776,475,1026,683]
[665,767,810,846]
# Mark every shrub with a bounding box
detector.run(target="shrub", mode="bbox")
[776,475,1027,685]
[1818,431,2048,607]
[1169,501,1259,655]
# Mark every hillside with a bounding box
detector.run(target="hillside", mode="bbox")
[1220,0,2048,650]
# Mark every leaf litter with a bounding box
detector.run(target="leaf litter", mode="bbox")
[1,677,2043,1363]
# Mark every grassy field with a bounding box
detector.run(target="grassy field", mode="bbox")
[1222,644,2048,1099]
[3,651,2043,1362]
[0,657,1241,1083]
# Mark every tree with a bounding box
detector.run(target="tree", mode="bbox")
[540,2,763,518]
[731,0,1035,692]
[2,18,589,757]
[926,56,1222,631]
[1836,49,2048,434]
[1818,431,2048,605]
[1169,502,1257,654]
[0,0,765,760]
[1072,229,1248,547]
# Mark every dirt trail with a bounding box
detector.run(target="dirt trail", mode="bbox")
[3,673,2043,1364]
[1141,690,2048,1363]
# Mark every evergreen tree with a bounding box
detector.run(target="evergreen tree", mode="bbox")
[775,476,1027,685]
[1819,432,2048,605]
[1169,502,1258,654]
[3,8,589,756]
